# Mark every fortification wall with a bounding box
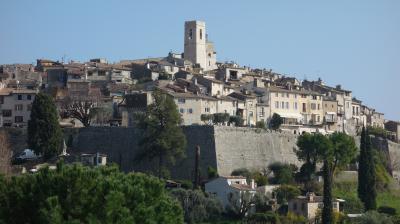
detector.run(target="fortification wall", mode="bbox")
[67,126,300,179]
[8,126,400,180]
[213,126,301,176]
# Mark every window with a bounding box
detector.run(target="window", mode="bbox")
[260,107,265,117]
[275,92,278,97]
[281,93,285,97]
[249,111,253,117]
[275,101,279,109]
[178,98,186,104]
[189,29,193,39]
[317,115,320,122]
[15,116,23,123]
[286,93,289,98]
[179,108,185,113]
[301,94,307,98]
[281,102,285,109]
[325,103,327,108]
[294,102,298,110]
[27,95,32,100]
[17,95,22,100]
[311,103,316,110]
[2,110,11,117]
[312,95,317,100]
[200,29,203,39]
[87,71,93,76]
[294,94,297,98]
[286,102,289,109]
[302,103,306,112]
[205,107,210,113]
[15,104,23,111]
[318,104,320,110]
[98,71,106,76]
[0,96,3,104]
[346,102,350,108]
[188,108,193,114]
[27,104,32,111]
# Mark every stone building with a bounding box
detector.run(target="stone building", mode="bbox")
[288,192,343,222]
[184,21,217,71]
[385,120,400,143]
[0,88,37,127]
[322,96,339,133]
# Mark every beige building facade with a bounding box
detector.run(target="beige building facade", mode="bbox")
[0,88,37,127]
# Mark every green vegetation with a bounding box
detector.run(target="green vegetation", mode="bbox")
[170,189,222,224]
[269,113,283,130]
[28,93,63,160]
[0,163,183,224]
[358,127,377,210]
[230,168,267,186]
[229,116,243,127]
[138,89,187,178]
[213,113,230,125]
[268,162,296,185]
[255,121,267,129]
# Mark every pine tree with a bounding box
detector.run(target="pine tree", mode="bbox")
[138,89,187,178]
[28,93,63,160]
[358,127,377,210]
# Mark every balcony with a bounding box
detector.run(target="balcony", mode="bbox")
[325,114,337,123]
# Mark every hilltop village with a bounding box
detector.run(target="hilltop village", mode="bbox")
[2,20,400,223]
[0,20,398,140]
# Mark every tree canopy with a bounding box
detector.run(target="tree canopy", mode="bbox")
[28,93,63,160]
[0,163,183,224]
[138,89,187,178]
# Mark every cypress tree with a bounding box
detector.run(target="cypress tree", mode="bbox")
[358,127,377,210]
[364,128,377,210]
[322,159,333,224]
[28,93,63,160]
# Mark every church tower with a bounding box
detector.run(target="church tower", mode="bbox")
[184,21,207,69]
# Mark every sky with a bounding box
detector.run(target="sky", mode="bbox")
[1,0,399,120]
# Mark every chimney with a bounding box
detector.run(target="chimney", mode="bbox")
[250,179,255,189]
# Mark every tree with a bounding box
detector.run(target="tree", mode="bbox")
[170,189,222,224]
[269,113,283,130]
[60,94,101,127]
[227,191,256,218]
[358,127,377,211]
[256,121,267,129]
[354,210,393,224]
[296,132,357,224]
[321,132,357,224]
[0,130,11,175]
[273,185,301,205]
[296,133,323,190]
[28,93,63,160]
[212,113,230,125]
[229,115,244,127]
[268,162,295,184]
[201,114,214,125]
[138,89,187,178]
[0,163,183,224]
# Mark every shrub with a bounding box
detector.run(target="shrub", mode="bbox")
[378,206,397,216]
[246,212,281,224]
[213,113,230,125]
[229,116,244,127]
[354,210,394,224]
[256,121,267,129]
[269,113,283,130]
[208,166,218,179]
[268,162,295,184]
[273,185,301,204]
[201,114,214,124]
[170,189,222,224]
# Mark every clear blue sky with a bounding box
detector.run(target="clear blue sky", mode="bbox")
[1,0,399,120]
